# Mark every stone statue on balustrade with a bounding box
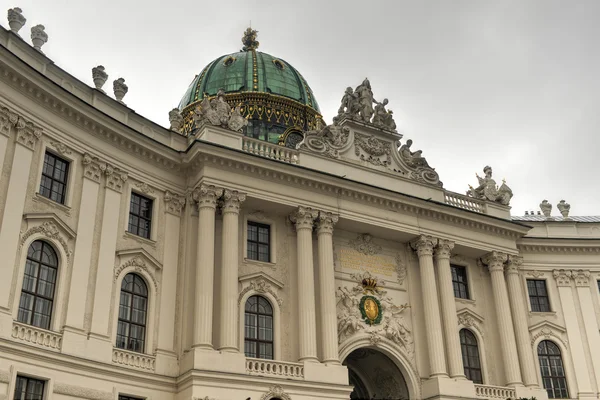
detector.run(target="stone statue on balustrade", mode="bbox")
[399,139,430,169]
[466,165,513,206]
[337,79,398,132]
[193,89,248,132]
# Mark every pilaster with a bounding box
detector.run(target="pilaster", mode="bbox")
[290,206,319,362]
[218,189,246,352]
[482,251,522,386]
[411,235,447,378]
[192,184,222,349]
[0,107,18,180]
[434,239,464,379]
[316,211,340,365]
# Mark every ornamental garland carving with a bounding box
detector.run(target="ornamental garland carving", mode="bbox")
[260,385,292,400]
[20,221,72,264]
[527,270,545,278]
[553,269,572,287]
[354,132,392,167]
[395,253,407,285]
[238,278,283,306]
[82,153,103,182]
[50,140,72,155]
[134,181,155,194]
[164,191,186,215]
[114,256,158,290]
[53,383,113,400]
[530,323,568,347]
[349,233,382,256]
[457,310,484,338]
[573,269,591,286]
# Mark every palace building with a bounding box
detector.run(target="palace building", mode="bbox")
[1,11,600,400]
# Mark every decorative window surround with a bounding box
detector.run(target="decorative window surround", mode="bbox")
[32,192,72,216]
[260,385,292,400]
[11,320,62,350]
[529,321,568,347]
[457,308,485,338]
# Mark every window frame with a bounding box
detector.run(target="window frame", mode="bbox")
[246,221,271,263]
[527,279,551,312]
[127,192,154,240]
[243,213,277,265]
[17,240,59,330]
[538,340,569,399]
[116,273,149,353]
[244,295,274,360]
[459,328,483,384]
[14,375,46,400]
[451,264,470,300]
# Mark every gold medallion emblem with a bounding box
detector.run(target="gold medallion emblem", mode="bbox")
[360,295,382,325]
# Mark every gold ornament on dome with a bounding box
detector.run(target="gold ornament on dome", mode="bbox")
[242,27,260,51]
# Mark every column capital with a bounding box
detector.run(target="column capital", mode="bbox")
[15,117,42,150]
[505,255,524,275]
[193,184,223,210]
[481,251,507,272]
[434,239,454,259]
[82,153,103,182]
[221,189,246,214]
[164,191,186,216]
[316,211,339,235]
[0,106,19,137]
[103,164,128,193]
[410,235,436,257]
[552,269,572,287]
[573,269,590,287]
[290,206,318,231]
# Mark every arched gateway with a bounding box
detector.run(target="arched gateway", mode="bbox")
[343,348,410,400]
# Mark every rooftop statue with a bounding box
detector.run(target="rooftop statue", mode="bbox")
[7,7,26,34]
[336,79,397,132]
[398,139,429,169]
[241,27,259,51]
[193,89,248,133]
[296,117,351,159]
[466,166,513,206]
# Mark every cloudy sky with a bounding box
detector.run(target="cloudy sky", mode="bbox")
[10,0,600,216]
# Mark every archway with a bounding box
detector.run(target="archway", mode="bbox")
[344,348,410,400]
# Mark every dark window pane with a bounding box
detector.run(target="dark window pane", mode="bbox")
[244,295,274,359]
[460,329,482,384]
[128,193,153,239]
[451,265,470,299]
[39,152,69,204]
[247,222,270,262]
[527,279,550,312]
[116,273,148,353]
[538,340,569,399]
[14,376,45,400]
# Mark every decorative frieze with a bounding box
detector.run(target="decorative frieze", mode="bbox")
[289,206,318,231]
[193,184,223,209]
[164,191,186,215]
[82,153,103,182]
[553,269,572,287]
[527,270,545,278]
[112,348,155,371]
[103,164,128,192]
[12,321,62,350]
[53,383,113,400]
[221,189,246,214]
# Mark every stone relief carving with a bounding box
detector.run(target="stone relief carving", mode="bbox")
[134,181,154,194]
[395,139,442,187]
[113,78,128,103]
[20,221,72,263]
[337,78,397,132]
[296,118,351,159]
[194,89,248,132]
[53,383,113,400]
[8,7,26,34]
[354,132,391,167]
[466,166,513,206]
[50,140,72,155]
[395,253,407,285]
[573,269,590,286]
[0,106,19,136]
[238,277,283,306]
[92,65,108,92]
[82,153,103,182]
[457,310,484,338]
[169,108,183,131]
[336,273,413,358]
[16,117,43,150]
[349,233,382,256]
[260,385,292,400]
[527,270,545,278]
[530,322,568,347]
[30,24,48,52]
[164,191,186,215]
[103,164,128,192]
[557,200,571,219]
[114,256,158,289]
[553,269,572,287]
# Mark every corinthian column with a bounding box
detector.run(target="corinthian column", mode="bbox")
[483,251,522,386]
[505,256,538,387]
[316,211,340,365]
[218,189,246,352]
[192,184,222,349]
[434,240,465,379]
[411,235,447,377]
[290,206,319,362]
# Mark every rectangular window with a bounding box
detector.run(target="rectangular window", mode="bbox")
[527,279,550,312]
[128,193,153,239]
[247,222,270,262]
[118,396,144,400]
[451,265,470,299]
[39,152,69,204]
[14,375,45,400]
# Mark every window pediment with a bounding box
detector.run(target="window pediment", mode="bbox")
[529,320,568,346]
[20,213,75,263]
[114,249,162,290]
[239,272,284,306]
[457,308,484,337]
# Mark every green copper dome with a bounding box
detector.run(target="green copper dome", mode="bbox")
[178,51,320,112]
[177,29,323,144]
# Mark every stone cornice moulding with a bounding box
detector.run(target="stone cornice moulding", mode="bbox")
[518,239,600,254]
[53,383,113,400]
[529,320,568,346]
[0,59,181,171]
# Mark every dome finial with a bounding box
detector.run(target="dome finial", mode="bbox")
[242,27,259,51]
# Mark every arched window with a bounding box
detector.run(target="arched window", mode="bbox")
[460,329,483,384]
[116,273,148,353]
[538,340,569,399]
[17,240,58,330]
[244,295,273,359]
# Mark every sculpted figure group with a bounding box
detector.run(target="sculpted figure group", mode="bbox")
[466,166,513,206]
[194,89,248,132]
[338,78,397,132]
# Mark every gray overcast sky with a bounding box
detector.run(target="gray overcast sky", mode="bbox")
[9,0,600,216]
